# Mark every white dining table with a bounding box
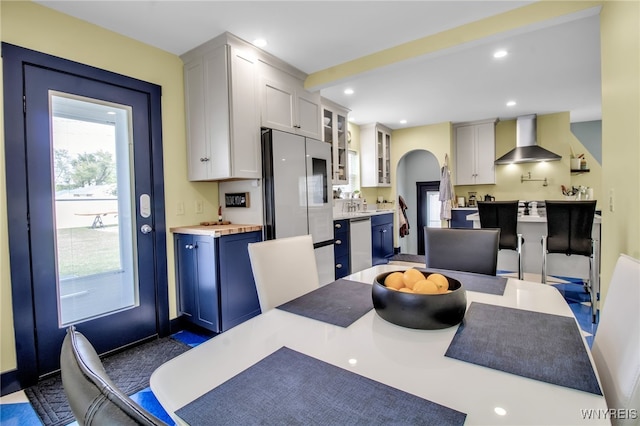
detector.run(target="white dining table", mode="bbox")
[150,264,608,425]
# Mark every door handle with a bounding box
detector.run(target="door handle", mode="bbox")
[140,224,153,234]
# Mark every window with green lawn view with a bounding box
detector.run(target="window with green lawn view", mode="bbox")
[52,93,138,326]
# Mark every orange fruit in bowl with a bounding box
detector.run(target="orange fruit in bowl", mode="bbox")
[402,268,425,290]
[413,279,439,294]
[427,273,449,293]
[399,287,415,293]
[384,272,405,290]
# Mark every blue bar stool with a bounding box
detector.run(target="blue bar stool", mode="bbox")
[477,201,523,280]
[542,200,598,322]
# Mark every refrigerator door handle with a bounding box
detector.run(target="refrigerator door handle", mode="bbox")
[313,239,335,249]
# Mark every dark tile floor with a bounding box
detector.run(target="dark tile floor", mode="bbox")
[0,329,213,426]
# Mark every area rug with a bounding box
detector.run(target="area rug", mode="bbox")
[25,336,190,426]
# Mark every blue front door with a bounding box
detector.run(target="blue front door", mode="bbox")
[3,44,168,380]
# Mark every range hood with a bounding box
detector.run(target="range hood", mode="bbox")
[494,114,562,164]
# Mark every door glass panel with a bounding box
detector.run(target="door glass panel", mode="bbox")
[51,93,138,326]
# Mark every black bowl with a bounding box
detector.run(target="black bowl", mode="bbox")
[372,270,467,330]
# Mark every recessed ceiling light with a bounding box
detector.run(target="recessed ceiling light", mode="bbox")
[494,407,507,416]
[106,111,116,115]
[253,38,267,48]
[506,101,517,107]
[493,50,508,59]
[400,119,407,124]
[344,88,354,95]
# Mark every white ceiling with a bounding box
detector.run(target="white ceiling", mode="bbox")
[35,1,602,130]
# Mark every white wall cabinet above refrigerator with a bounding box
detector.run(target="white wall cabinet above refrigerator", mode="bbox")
[360,123,392,187]
[260,63,322,140]
[454,120,496,185]
[181,36,261,181]
[322,99,350,185]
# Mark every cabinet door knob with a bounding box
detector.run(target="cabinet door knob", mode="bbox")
[335,223,342,229]
[185,244,194,249]
[200,157,210,162]
[382,229,387,233]
[336,263,342,269]
[335,239,342,245]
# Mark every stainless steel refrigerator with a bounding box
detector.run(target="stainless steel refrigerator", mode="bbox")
[261,128,335,285]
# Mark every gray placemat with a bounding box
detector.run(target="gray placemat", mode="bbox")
[176,347,467,425]
[422,268,507,296]
[277,278,373,327]
[445,302,602,395]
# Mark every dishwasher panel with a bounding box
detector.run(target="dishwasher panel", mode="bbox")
[350,216,372,274]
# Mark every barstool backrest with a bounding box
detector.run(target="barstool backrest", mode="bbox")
[477,201,519,250]
[545,201,596,256]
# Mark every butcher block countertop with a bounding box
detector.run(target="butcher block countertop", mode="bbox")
[170,224,262,237]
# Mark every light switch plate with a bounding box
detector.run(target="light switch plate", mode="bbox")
[609,189,615,212]
[195,199,204,214]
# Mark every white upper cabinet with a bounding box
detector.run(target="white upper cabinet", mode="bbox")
[360,123,392,187]
[322,99,350,185]
[454,120,496,185]
[182,36,260,181]
[260,63,321,140]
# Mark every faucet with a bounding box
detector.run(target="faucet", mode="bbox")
[343,196,359,213]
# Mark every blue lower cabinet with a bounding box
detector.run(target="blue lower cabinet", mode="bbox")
[371,213,394,265]
[450,209,476,228]
[174,231,262,333]
[334,220,350,279]
[218,232,262,330]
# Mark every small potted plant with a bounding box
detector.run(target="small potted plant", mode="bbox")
[352,190,360,199]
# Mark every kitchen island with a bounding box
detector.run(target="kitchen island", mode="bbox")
[466,212,601,283]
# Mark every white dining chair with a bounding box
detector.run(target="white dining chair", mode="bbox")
[248,234,320,312]
[591,254,640,425]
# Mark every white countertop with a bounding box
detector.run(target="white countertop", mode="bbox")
[151,264,607,425]
[466,212,602,224]
[333,210,394,220]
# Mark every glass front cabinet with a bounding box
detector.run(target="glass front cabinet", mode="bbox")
[361,123,391,187]
[321,99,350,185]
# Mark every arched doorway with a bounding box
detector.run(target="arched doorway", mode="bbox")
[396,149,441,255]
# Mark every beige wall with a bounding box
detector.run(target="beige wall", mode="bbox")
[356,121,452,211]
[599,1,640,302]
[356,112,604,249]
[0,1,219,373]
[389,121,453,196]
[455,113,603,206]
